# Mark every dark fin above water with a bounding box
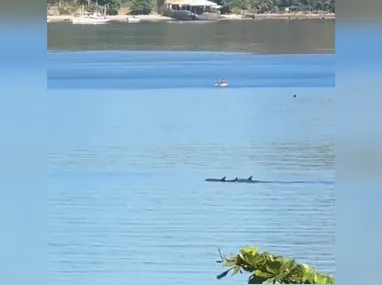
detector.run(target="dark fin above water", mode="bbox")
[206,176,260,183]
[226,177,239,182]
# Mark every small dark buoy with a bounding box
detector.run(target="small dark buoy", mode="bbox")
[293,94,297,98]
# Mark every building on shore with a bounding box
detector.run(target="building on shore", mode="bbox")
[161,0,221,20]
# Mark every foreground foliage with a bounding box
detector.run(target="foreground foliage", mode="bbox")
[216,247,335,284]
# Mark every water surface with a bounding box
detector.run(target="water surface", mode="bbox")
[48,88,335,285]
[48,19,335,284]
[47,20,334,53]
[48,51,334,89]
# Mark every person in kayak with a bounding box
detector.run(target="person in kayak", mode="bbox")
[220,78,227,85]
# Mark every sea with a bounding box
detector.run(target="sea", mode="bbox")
[47,51,334,89]
[48,50,335,285]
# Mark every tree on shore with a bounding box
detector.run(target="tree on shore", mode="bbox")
[97,0,121,14]
[217,246,335,284]
[129,0,153,14]
[221,0,334,13]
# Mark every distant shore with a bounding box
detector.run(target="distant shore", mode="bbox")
[222,12,334,20]
[47,12,334,23]
[47,14,171,23]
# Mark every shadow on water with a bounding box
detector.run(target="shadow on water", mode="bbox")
[257,180,334,185]
[47,20,334,54]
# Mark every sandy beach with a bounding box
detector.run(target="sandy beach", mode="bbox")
[47,12,334,23]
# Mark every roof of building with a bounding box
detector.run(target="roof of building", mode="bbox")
[167,0,218,6]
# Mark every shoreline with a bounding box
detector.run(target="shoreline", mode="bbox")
[47,13,334,23]
[47,14,173,22]
[220,13,334,20]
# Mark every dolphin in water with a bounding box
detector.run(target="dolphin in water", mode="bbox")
[205,176,226,182]
[238,175,257,182]
[205,176,333,185]
[205,175,260,183]
[225,177,238,182]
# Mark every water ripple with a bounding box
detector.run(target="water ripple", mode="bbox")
[48,78,334,285]
[47,52,334,89]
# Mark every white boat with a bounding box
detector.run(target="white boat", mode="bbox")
[72,14,110,24]
[127,17,140,23]
[214,82,228,87]
[72,5,110,24]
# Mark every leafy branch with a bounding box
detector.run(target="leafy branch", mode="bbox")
[216,246,335,284]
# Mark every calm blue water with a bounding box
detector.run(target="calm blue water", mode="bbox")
[47,51,334,89]
[48,51,334,285]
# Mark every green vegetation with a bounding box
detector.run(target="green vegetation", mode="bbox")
[47,0,152,15]
[217,246,335,284]
[128,0,153,14]
[97,0,122,14]
[218,0,335,14]
[47,0,335,15]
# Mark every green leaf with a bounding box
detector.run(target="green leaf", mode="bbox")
[216,269,230,279]
[262,252,275,262]
[216,247,335,284]
[289,264,306,281]
[300,263,314,273]
[239,247,260,266]
[224,260,237,267]
[254,269,273,279]
[255,254,269,268]
[241,247,259,256]
[280,258,296,272]
[301,266,316,283]
[241,252,261,267]
[265,260,283,274]
[248,273,267,284]
[313,273,334,284]
[282,276,299,284]
[232,266,241,276]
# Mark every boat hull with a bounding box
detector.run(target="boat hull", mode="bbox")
[72,17,110,24]
[214,83,228,87]
[127,17,141,23]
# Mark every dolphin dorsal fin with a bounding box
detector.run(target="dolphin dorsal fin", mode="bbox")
[248,175,253,180]
[221,176,226,181]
